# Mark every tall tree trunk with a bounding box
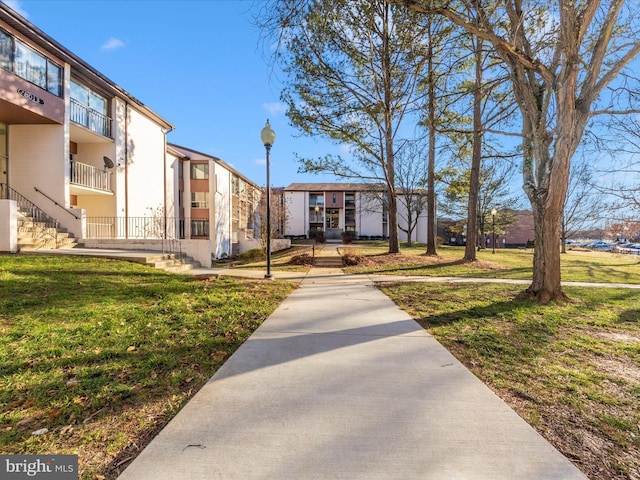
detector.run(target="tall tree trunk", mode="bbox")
[521,75,582,303]
[464,37,483,261]
[425,16,437,255]
[406,207,414,246]
[382,2,400,254]
[387,183,400,253]
[528,198,565,303]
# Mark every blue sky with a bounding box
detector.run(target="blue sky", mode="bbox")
[4,0,343,187]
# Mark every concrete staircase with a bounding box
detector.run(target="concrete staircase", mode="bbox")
[17,211,78,251]
[313,246,344,268]
[143,253,202,273]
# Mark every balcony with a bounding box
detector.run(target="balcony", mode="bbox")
[70,98,112,138]
[70,161,112,193]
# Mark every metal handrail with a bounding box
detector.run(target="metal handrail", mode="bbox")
[34,187,80,219]
[1,183,61,246]
[162,236,183,264]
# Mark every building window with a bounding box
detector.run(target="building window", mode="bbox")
[191,219,210,237]
[0,30,11,72]
[0,28,62,96]
[309,193,324,206]
[191,163,209,180]
[70,79,111,136]
[345,212,356,224]
[191,191,208,208]
[70,80,108,114]
[345,192,355,207]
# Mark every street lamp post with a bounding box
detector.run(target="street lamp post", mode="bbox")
[261,120,276,279]
[491,208,497,254]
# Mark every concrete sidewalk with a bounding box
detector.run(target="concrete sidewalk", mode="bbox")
[118,271,587,480]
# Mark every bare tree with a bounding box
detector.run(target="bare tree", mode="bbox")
[440,156,521,248]
[258,0,432,254]
[589,115,640,222]
[395,142,429,246]
[390,0,640,303]
[256,188,288,253]
[561,160,608,253]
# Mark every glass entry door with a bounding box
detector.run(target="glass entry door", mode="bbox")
[325,208,340,229]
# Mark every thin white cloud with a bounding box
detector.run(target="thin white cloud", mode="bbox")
[263,102,287,117]
[3,0,29,17]
[254,158,266,166]
[339,144,353,155]
[101,37,126,51]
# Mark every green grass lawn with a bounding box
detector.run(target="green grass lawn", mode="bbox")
[378,282,639,480]
[0,254,296,479]
[1,247,638,480]
[341,244,640,284]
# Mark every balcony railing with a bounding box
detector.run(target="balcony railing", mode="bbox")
[86,216,177,239]
[70,161,112,192]
[85,216,211,240]
[70,98,112,138]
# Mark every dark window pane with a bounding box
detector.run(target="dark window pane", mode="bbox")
[191,163,209,180]
[14,42,46,88]
[47,60,61,96]
[0,30,12,71]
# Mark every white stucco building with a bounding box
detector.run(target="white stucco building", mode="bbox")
[167,144,262,263]
[283,183,430,243]
[0,3,262,266]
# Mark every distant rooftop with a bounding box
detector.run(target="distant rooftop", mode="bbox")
[285,182,386,192]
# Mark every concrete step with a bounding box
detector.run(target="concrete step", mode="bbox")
[146,254,201,273]
[18,236,77,251]
[18,228,74,240]
[163,263,198,273]
[16,208,78,251]
[313,256,344,268]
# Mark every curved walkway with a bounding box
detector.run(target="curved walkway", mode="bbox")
[118,264,590,479]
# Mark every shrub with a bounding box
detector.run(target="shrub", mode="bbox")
[342,252,363,266]
[238,248,265,263]
[289,253,314,266]
[342,231,357,244]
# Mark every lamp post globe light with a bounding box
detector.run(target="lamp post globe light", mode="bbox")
[261,120,275,279]
[491,208,497,254]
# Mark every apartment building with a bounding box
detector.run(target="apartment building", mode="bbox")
[0,3,174,244]
[0,3,261,266]
[167,144,261,260]
[283,183,430,243]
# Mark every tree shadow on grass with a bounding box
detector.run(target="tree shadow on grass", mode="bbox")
[412,296,531,329]
[618,309,639,324]
[356,254,534,279]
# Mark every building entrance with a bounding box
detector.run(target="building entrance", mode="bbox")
[325,208,340,229]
